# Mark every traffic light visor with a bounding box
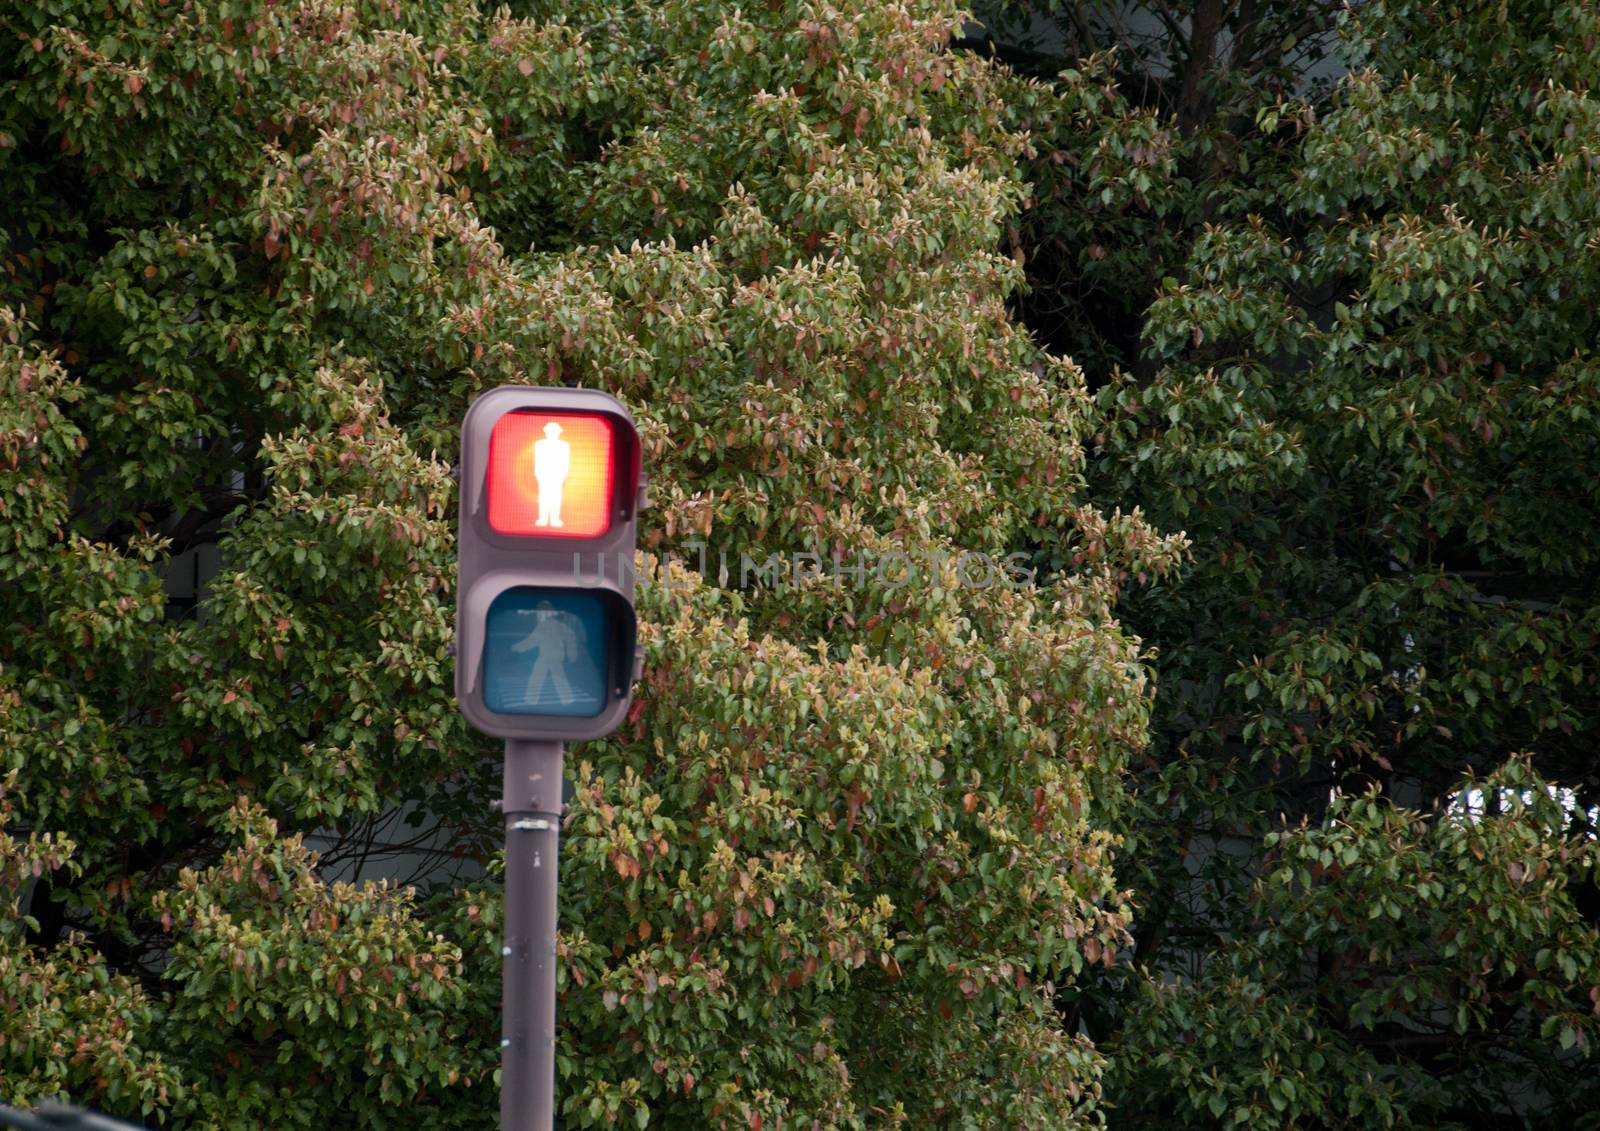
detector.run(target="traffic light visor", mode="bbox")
[486,411,614,538]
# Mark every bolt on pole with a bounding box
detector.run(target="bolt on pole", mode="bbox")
[501,739,564,1131]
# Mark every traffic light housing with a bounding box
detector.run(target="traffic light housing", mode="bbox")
[455,387,644,741]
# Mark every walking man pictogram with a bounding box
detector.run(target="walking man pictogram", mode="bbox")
[533,421,571,528]
[510,601,580,706]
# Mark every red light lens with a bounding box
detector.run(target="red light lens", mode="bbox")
[487,412,614,538]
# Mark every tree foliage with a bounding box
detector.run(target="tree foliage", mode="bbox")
[0,0,1176,1127]
[972,0,1600,1125]
[8,0,1597,1126]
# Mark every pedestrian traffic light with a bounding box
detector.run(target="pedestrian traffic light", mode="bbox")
[455,387,644,741]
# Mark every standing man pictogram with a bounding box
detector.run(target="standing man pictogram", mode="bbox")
[510,601,579,706]
[533,422,571,528]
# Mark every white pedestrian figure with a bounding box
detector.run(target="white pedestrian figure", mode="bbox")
[532,421,571,528]
[510,601,580,706]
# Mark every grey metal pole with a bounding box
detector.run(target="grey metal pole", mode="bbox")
[501,739,564,1131]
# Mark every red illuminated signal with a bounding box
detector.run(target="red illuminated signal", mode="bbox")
[487,412,614,538]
